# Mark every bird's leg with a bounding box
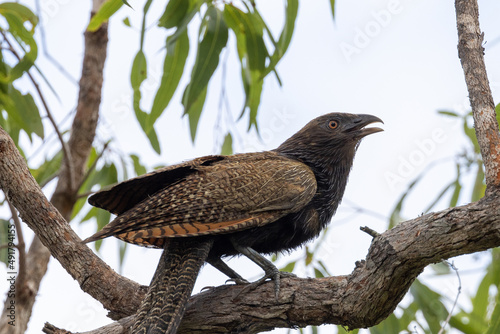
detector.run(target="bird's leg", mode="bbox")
[207,257,249,285]
[230,238,295,300]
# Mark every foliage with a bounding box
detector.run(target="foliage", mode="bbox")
[91,0,298,153]
[0,2,42,147]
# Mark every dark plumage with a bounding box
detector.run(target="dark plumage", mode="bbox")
[84,112,383,334]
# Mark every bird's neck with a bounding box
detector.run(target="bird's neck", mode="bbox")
[308,154,354,228]
[278,149,356,229]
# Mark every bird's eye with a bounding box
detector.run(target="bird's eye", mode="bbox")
[328,120,339,129]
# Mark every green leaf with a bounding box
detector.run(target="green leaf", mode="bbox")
[471,162,485,202]
[305,246,313,265]
[486,297,500,334]
[159,0,203,43]
[130,154,147,176]
[94,209,111,251]
[280,261,296,273]
[182,6,228,114]
[329,0,336,21]
[370,314,401,334]
[314,268,324,278]
[147,29,189,132]
[0,219,9,265]
[0,3,38,28]
[184,85,207,142]
[410,279,448,333]
[158,0,189,29]
[495,103,500,129]
[87,0,124,32]
[472,270,493,323]
[10,90,43,139]
[437,110,460,118]
[122,17,131,27]
[0,89,43,141]
[463,115,481,154]
[449,163,462,207]
[220,133,233,156]
[224,5,267,71]
[0,5,38,82]
[316,260,332,277]
[30,151,63,187]
[262,0,298,77]
[130,50,161,153]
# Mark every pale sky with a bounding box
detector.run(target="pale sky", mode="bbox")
[1,0,500,333]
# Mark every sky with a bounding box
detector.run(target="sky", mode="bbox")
[1,0,500,333]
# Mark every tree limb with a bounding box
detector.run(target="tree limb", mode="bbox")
[0,1,145,332]
[455,0,500,190]
[42,192,500,333]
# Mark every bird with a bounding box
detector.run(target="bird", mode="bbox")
[83,112,383,334]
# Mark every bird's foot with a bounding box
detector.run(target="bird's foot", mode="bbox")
[236,270,296,301]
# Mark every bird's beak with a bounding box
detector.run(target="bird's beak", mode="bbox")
[347,114,384,138]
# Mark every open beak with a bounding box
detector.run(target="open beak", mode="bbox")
[347,114,384,138]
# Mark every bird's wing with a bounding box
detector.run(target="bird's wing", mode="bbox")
[84,153,317,246]
[88,155,224,215]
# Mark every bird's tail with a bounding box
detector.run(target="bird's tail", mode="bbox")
[132,238,213,334]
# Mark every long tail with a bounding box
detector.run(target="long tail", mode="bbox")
[132,238,213,334]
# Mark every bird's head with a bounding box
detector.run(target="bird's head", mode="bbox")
[276,113,383,163]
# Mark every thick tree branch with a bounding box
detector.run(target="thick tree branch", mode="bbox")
[42,192,500,333]
[0,1,146,332]
[455,0,500,190]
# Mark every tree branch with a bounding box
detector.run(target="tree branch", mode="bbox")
[42,192,500,333]
[455,0,500,190]
[0,1,143,333]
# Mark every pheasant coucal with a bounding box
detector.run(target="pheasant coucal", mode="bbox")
[83,112,383,333]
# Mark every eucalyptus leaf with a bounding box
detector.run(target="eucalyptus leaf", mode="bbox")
[148,30,189,132]
[87,0,124,32]
[182,6,228,114]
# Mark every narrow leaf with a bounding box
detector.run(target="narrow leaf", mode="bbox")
[329,0,336,21]
[182,6,228,113]
[471,162,485,202]
[280,261,296,273]
[148,29,189,131]
[220,133,233,156]
[185,85,207,142]
[158,0,189,29]
[87,0,124,31]
[437,110,460,117]
[130,154,147,176]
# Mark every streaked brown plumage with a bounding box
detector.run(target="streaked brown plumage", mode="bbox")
[84,112,383,334]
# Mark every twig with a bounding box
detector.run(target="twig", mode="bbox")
[34,0,78,85]
[7,199,27,289]
[360,226,380,238]
[437,261,461,334]
[0,31,75,192]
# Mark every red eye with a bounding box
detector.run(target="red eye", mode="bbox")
[328,120,339,129]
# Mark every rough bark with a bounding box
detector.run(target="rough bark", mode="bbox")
[455,0,500,190]
[0,1,120,333]
[41,192,500,333]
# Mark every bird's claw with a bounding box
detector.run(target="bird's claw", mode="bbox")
[235,270,296,301]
